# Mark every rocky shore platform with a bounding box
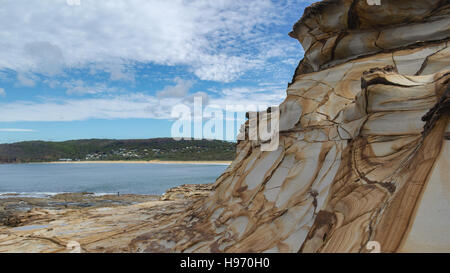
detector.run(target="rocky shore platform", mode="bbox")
[0,184,213,252]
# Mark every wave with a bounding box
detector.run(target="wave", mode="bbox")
[0,192,118,199]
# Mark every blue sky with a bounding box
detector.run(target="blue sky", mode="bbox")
[0,0,315,143]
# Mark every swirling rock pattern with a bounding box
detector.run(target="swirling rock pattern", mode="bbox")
[131,0,449,253]
[1,0,447,253]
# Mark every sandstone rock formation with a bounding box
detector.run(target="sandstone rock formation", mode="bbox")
[1,0,448,253]
[0,185,213,253]
[160,184,214,201]
[131,0,450,253]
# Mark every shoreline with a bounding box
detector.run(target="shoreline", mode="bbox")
[0,184,213,252]
[6,160,232,166]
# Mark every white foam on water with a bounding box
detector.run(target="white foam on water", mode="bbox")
[0,192,59,199]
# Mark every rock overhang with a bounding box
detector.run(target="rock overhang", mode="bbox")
[289,0,450,74]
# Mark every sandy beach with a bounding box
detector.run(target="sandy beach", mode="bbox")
[40,160,232,165]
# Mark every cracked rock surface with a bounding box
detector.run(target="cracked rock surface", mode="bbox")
[1,0,449,253]
[156,0,449,253]
[0,185,212,253]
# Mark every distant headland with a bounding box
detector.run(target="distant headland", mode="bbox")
[0,138,236,164]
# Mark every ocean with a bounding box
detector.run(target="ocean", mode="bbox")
[0,163,228,198]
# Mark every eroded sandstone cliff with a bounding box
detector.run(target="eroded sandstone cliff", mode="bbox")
[131,0,450,253]
[1,0,448,253]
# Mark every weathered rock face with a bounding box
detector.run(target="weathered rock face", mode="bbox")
[160,184,214,201]
[2,0,447,253]
[129,0,450,253]
[0,186,212,253]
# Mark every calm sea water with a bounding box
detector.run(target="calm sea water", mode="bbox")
[0,163,228,197]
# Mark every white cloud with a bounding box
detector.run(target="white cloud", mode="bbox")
[0,0,316,124]
[23,41,64,76]
[0,84,286,122]
[0,0,309,83]
[63,80,119,95]
[156,78,194,98]
[0,128,35,132]
[16,73,36,87]
[0,88,5,97]
[0,95,161,122]
[89,62,136,82]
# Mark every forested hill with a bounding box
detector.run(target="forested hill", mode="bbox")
[0,138,236,163]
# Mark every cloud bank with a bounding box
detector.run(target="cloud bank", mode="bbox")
[0,0,308,83]
[0,84,286,122]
